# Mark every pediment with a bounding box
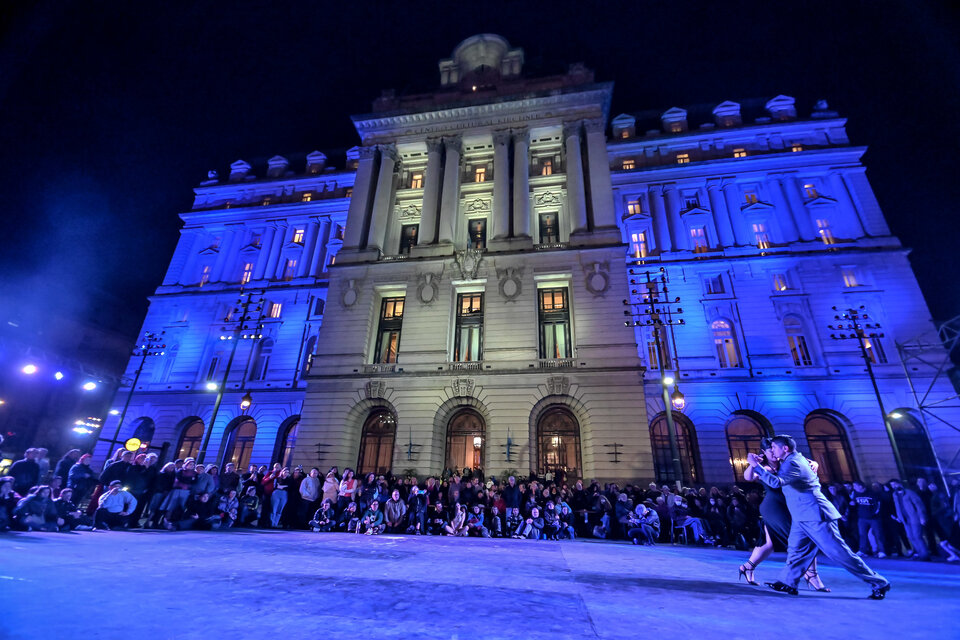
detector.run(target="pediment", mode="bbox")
[283,241,305,250]
[681,206,712,217]
[805,195,838,207]
[661,107,687,120]
[712,101,741,117]
[198,246,220,256]
[741,201,775,213]
[611,113,636,127]
[765,95,795,110]
[239,243,262,254]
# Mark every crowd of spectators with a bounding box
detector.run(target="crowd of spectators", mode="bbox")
[2,446,959,562]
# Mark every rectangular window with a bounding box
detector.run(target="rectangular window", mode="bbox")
[474,166,486,183]
[344,188,353,198]
[646,333,671,371]
[410,173,423,189]
[684,195,700,209]
[468,219,486,249]
[631,231,648,259]
[269,302,282,318]
[865,337,888,364]
[622,158,635,170]
[374,297,405,364]
[815,219,835,245]
[788,335,813,366]
[206,355,221,381]
[541,159,553,176]
[804,183,818,198]
[743,189,758,204]
[752,222,770,249]
[334,224,345,240]
[690,227,709,253]
[627,200,642,216]
[676,153,690,164]
[199,265,211,287]
[791,144,803,153]
[292,228,305,244]
[842,269,859,288]
[399,224,418,254]
[621,130,630,139]
[772,273,789,291]
[283,259,297,281]
[301,192,313,202]
[539,212,560,244]
[454,293,483,362]
[733,148,747,158]
[262,197,273,206]
[241,263,253,285]
[705,275,724,294]
[538,288,571,359]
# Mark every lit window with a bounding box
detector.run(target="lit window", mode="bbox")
[791,144,803,153]
[712,319,742,368]
[262,196,273,206]
[621,130,630,139]
[241,263,253,285]
[744,189,759,204]
[410,173,423,189]
[269,303,283,318]
[864,337,888,364]
[804,183,818,198]
[752,222,770,249]
[631,231,648,258]
[842,269,859,288]
[539,212,559,244]
[676,153,690,164]
[399,224,418,255]
[474,166,486,183]
[705,275,724,294]
[627,200,642,216]
[345,188,353,198]
[816,219,835,245]
[283,259,297,281]
[301,192,313,202]
[622,158,635,170]
[454,293,484,362]
[669,122,683,133]
[374,297,405,364]
[784,316,813,366]
[541,159,553,176]
[292,228,305,244]
[199,265,211,287]
[733,148,747,158]
[690,227,709,253]
[468,219,486,249]
[772,273,789,291]
[539,288,571,359]
[684,195,700,209]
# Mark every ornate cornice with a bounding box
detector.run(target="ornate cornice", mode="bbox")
[357,146,378,160]
[562,120,582,140]
[426,138,444,154]
[492,129,512,146]
[378,144,400,164]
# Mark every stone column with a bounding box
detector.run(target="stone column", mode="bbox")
[266,222,286,279]
[297,219,320,277]
[722,181,752,246]
[563,121,589,235]
[783,178,817,241]
[663,186,687,251]
[491,130,512,240]
[366,144,399,254]
[828,171,867,238]
[649,186,671,252]
[438,137,462,244]
[253,225,276,280]
[512,128,531,238]
[706,181,736,247]
[584,118,617,228]
[769,176,800,241]
[309,218,331,276]
[418,138,443,245]
[211,229,234,282]
[342,146,379,250]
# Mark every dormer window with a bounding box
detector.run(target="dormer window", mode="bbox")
[676,153,690,164]
[621,130,630,139]
[622,158,635,170]
[410,173,424,189]
[669,122,683,133]
[684,194,700,209]
[733,148,747,158]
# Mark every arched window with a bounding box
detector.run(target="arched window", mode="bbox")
[445,409,485,473]
[130,417,156,446]
[276,419,299,468]
[804,413,857,482]
[357,410,396,476]
[726,413,770,481]
[536,407,582,480]
[250,339,274,381]
[223,419,257,470]
[784,316,813,366]
[650,412,701,485]
[176,420,204,460]
[711,319,742,368]
[890,411,938,480]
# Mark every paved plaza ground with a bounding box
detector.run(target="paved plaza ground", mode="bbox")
[4,530,959,640]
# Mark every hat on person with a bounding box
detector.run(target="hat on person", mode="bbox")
[109,480,122,487]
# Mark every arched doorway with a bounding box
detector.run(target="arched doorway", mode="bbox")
[536,407,582,480]
[804,412,857,482]
[130,417,156,447]
[357,409,396,476]
[890,411,939,480]
[726,412,771,481]
[223,419,257,470]
[175,419,204,460]
[650,412,701,485]
[274,418,300,468]
[445,409,485,474]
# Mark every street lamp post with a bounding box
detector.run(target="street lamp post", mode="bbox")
[196,290,265,464]
[103,331,165,454]
[624,266,686,484]
[829,305,907,479]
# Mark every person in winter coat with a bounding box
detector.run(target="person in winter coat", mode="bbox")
[309,499,336,532]
[542,502,562,540]
[889,479,929,560]
[321,467,339,505]
[53,488,93,531]
[218,490,239,528]
[9,449,41,496]
[626,502,660,545]
[360,499,385,534]
[383,489,407,533]
[466,503,490,537]
[219,463,241,496]
[15,485,59,531]
[298,468,321,528]
[67,454,98,504]
[338,502,360,533]
[169,492,220,531]
[406,488,429,534]
[54,449,81,484]
[238,486,261,527]
[513,506,544,539]
[0,476,21,531]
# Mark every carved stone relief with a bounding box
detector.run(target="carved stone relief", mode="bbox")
[365,380,386,399]
[583,261,611,297]
[341,278,361,308]
[535,191,561,207]
[451,378,475,397]
[416,270,442,305]
[465,197,491,213]
[399,203,422,219]
[496,265,523,302]
[454,248,483,280]
[546,376,570,396]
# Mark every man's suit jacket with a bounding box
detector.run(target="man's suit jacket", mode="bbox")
[753,452,841,522]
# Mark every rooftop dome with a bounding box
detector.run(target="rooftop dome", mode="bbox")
[439,34,524,87]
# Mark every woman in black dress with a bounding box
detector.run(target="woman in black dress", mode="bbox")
[738,438,829,591]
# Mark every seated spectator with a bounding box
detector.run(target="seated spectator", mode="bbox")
[218,490,239,529]
[505,507,523,535]
[169,492,220,531]
[309,499,336,532]
[360,500,384,535]
[406,488,429,535]
[542,501,562,540]
[626,502,660,545]
[383,489,407,534]
[15,485,59,531]
[466,503,490,537]
[513,506,544,539]
[427,502,447,536]
[445,503,469,537]
[670,494,709,543]
[53,488,93,531]
[487,505,504,538]
[238,486,261,527]
[94,481,137,531]
[558,504,577,539]
[338,502,360,533]
[0,476,20,532]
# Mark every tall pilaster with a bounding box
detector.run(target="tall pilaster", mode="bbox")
[706,181,736,247]
[769,176,800,241]
[438,137,462,244]
[583,118,617,229]
[211,228,234,283]
[783,178,817,241]
[563,121,589,235]
[366,144,399,254]
[309,218,331,276]
[297,219,320,277]
[512,128,531,238]
[253,225,277,280]
[342,146,379,251]
[663,186,687,251]
[177,230,202,285]
[491,130,512,240]
[418,138,444,245]
[828,171,867,238]
[649,186,671,252]
[266,222,286,279]
[722,181,752,246]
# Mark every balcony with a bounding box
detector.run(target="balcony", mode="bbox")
[534,242,568,251]
[448,361,483,371]
[362,363,397,374]
[538,358,575,369]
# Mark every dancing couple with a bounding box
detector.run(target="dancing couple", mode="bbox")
[743,435,891,600]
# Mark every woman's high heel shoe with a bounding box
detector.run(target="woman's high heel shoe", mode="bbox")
[803,569,831,592]
[738,560,759,585]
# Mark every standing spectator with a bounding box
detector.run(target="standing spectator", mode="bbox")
[851,481,886,558]
[0,477,20,531]
[384,489,407,533]
[299,468,321,528]
[94,481,137,530]
[929,483,960,561]
[67,454,98,505]
[54,450,81,484]
[337,468,358,512]
[267,467,292,528]
[9,448,40,495]
[161,458,199,524]
[357,472,379,513]
[219,463,241,496]
[147,462,176,528]
[35,448,50,482]
[889,479,929,560]
[502,476,521,515]
[321,467,339,505]
[127,453,158,527]
[193,464,218,497]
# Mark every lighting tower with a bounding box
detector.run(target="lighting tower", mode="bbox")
[104,331,166,453]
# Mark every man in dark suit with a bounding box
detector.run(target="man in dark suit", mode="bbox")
[747,435,891,600]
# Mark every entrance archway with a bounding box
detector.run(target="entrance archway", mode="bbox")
[223,418,257,470]
[536,407,582,480]
[650,412,701,485]
[725,412,772,481]
[890,410,939,480]
[357,409,396,475]
[445,409,485,474]
[175,419,204,460]
[804,412,857,482]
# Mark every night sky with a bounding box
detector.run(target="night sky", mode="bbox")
[2,1,959,343]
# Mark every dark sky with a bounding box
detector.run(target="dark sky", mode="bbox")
[1,1,959,342]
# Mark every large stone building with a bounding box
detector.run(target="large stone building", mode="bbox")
[98,35,959,485]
